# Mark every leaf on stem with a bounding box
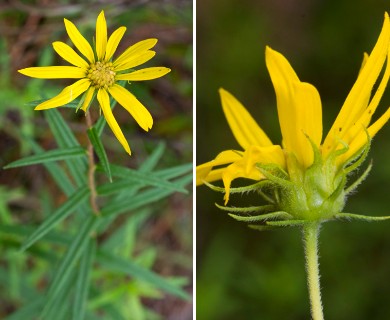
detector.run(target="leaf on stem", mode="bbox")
[4,147,86,169]
[97,250,190,300]
[72,239,96,320]
[87,126,112,182]
[20,187,90,252]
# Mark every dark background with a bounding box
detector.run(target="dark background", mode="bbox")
[197,1,390,319]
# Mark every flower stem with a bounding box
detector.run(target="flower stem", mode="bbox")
[85,111,100,215]
[302,222,324,320]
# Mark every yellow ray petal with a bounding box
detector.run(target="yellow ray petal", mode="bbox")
[35,78,90,110]
[266,46,322,167]
[18,66,86,79]
[116,67,171,81]
[64,18,95,63]
[197,167,226,185]
[222,145,285,204]
[265,46,300,151]
[293,81,322,167]
[80,86,95,112]
[96,11,107,61]
[105,27,126,61]
[97,88,131,155]
[222,160,263,205]
[219,88,273,150]
[196,150,243,185]
[108,84,153,131]
[113,38,157,67]
[114,51,156,72]
[323,12,390,155]
[338,48,390,149]
[52,42,89,68]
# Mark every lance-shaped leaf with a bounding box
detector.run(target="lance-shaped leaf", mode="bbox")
[45,109,87,186]
[87,127,112,182]
[4,147,86,169]
[20,187,89,251]
[97,163,192,196]
[100,174,192,218]
[101,164,189,193]
[72,239,96,320]
[45,216,99,304]
[97,250,189,300]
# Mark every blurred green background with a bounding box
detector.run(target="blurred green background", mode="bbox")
[0,0,192,319]
[197,0,390,319]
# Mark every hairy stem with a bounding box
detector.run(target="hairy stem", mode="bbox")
[303,222,324,320]
[86,111,100,215]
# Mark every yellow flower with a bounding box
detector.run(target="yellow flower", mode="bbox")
[197,13,390,216]
[18,10,171,155]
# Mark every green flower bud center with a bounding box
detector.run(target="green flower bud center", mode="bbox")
[87,61,116,89]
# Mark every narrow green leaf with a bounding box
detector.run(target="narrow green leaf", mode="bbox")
[72,239,96,320]
[28,138,75,196]
[94,114,107,137]
[98,164,188,193]
[45,109,83,155]
[100,173,192,218]
[97,164,192,196]
[335,212,390,221]
[20,187,90,252]
[4,147,86,169]
[97,250,190,300]
[154,163,192,180]
[46,216,99,300]
[41,267,76,320]
[87,127,112,182]
[142,142,166,168]
[45,109,87,186]
[0,224,70,246]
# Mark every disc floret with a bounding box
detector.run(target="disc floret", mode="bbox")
[87,61,116,89]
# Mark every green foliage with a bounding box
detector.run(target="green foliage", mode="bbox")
[2,107,191,319]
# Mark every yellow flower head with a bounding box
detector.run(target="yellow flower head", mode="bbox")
[19,10,171,155]
[197,13,390,223]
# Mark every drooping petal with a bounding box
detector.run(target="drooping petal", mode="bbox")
[97,88,131,155]
[108,84,153,131]
[80,86,95,112]
[18,66,86,79]
[323,12,390,155]
[266,46,322,167]
[222,145,286,204]
[35,79,91,110]
[222,160,263,204]
[96,11,107,61]
[116,67,171,81]
[52,42,89,68]
[219,88,273,150]
[197,168,226,185]
[64,18,95,63]
[105,27,126,61]
[114,51,156,72]
[222,145,285,204]
[113,38,157,67]
[196,150,243,185]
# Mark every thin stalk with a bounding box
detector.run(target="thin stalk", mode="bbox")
[85,111,100,215]
[302,222,324,320]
